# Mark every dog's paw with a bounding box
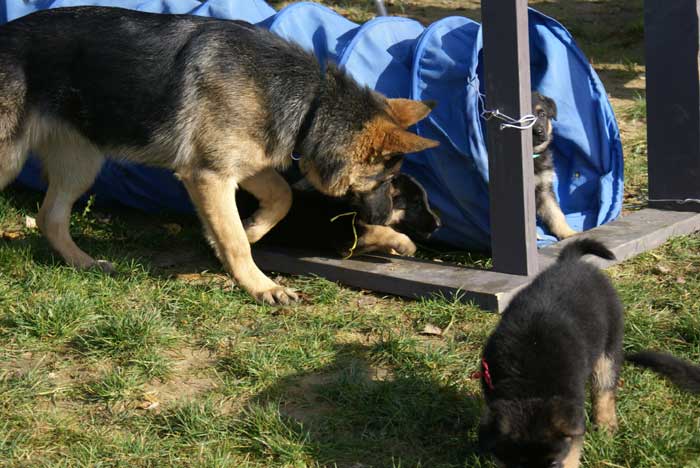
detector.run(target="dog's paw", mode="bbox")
[255,286,299,305]
[556,228,578,240]
[93,260,116,275]
[391,235,417,256]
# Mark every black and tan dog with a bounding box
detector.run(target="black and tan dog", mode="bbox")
[478,239,700,468]
[0,7,438,304]
[239,173,441,257]
[531,92,577,240]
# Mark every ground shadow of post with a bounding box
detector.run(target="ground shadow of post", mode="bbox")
[237,342,490,467]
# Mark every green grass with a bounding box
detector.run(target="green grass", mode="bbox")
[1,1,699,467]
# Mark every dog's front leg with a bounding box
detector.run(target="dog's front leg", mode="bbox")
[179,169,298,305]
[535,173,577,240]
[353,224,417,257]
[561,435,583,468]
[239,168,292,244]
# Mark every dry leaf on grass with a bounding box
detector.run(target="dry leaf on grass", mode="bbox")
[652,264,671,275]
[420,323,443,336]
[25,216,37,229]
[0,230,24,240]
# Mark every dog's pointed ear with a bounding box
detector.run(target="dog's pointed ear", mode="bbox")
[542,95,558,120]
[381,127,439,157]
[386,98,436,128]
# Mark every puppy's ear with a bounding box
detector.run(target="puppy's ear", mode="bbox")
[550,399,585,437]
[542,95,558,120]
[386,98,436,128]
[381,127,439,157]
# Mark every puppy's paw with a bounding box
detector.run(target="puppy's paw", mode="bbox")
[556,227,578,240]
[255,286,299,305]
[391,234,417,256]
[596,413,618,434]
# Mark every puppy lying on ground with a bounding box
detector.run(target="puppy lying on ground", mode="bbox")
[531,92,577,240]
[238,173,440,257]
[0,7,438,304]
[478,239,700,468]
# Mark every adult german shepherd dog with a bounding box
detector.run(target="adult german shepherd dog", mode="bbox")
[0,7,438,304]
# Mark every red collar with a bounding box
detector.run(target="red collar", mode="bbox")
[471,358,495,391]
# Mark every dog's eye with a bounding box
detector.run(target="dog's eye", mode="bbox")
[538,110,546,118]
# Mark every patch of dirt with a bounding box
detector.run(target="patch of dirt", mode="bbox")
[140,347,218,408]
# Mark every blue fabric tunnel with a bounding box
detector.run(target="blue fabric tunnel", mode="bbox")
[2,0,623,250]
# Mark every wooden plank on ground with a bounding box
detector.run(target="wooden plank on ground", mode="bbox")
[253,208,700,312]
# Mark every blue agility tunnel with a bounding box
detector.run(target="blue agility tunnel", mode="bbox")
[2,0,623,250]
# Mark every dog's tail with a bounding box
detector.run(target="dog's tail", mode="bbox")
[626,351,700,394]
[558,239,615,263]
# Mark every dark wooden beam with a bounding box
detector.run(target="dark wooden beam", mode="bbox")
[481,0,539,275]
[645,0,700,212]
[252,208,700,312]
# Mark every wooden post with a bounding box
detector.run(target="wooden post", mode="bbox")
[481,0,538,276]
[645,0,700,212]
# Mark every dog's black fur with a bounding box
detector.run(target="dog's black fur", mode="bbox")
[479,239,623,468]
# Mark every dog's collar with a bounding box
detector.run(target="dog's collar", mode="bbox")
[471,358,496,391]
[533,153,541,159]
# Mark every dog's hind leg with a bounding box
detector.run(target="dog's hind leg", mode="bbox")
[0,140,26,189]
[0,67,27,189]
[34,136,110,272]
[591,353,619,432]
[179,169,298,305]
[238,168,292,244]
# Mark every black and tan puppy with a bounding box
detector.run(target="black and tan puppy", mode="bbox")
[238,173,440,257]
[478,239,700,468]
[0,7,438,304]
[479,239,623,468]
[532,92,577,240]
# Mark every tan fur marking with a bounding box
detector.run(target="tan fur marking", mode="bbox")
[538,192,577,239]
[239,168,292,244]
[592,354,618,431]
[388,208,406,225]
[592,354,617,390]
[355,224,416,257]
[593,390,618,432]
[562,435,583,468]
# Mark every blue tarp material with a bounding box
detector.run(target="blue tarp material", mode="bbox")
[3,0,623,250]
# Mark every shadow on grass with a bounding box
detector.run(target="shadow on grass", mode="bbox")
[240,342,487,467]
